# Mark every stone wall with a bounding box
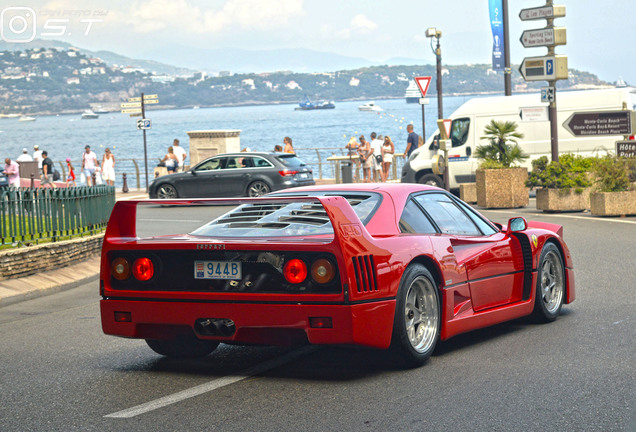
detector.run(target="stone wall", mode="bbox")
[0,234,103,280]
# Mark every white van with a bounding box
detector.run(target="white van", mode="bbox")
[401,87,636,190]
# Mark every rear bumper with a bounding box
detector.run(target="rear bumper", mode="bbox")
[101,298,395,349]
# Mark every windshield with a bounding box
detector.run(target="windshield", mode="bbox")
[191,192,381,238]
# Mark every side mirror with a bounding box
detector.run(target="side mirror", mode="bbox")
[506,217,528,233]
[190,169,197,175]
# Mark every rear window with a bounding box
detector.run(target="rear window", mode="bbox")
[191,192,381,238]
[275,154,307,168]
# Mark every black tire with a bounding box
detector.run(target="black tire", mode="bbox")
[418,173,444,188]
[532,242,565,323]
[391,264,441,367]
[156,184,178,199]
[247,181,270,197]
[145,334,219,358]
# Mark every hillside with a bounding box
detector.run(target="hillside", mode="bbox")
[0,46,611,115]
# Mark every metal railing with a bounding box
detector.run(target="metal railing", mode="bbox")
[0,185,115,246]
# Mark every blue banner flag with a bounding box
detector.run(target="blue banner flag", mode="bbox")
[489,0,504,71]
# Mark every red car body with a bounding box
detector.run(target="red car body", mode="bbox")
[100,184,574,361]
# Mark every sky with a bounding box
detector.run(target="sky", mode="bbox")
[1,0,633,84]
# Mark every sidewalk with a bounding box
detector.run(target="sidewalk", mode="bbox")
[0,189,149,308]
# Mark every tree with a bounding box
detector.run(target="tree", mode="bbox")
[476,120,528,168]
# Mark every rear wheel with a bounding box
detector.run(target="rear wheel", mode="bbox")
[391,264,440,367]
[247,181,270,197]
[418,173,444,188]
[532,242,565,323]
[156,184,178,199]
[145,335,219,358]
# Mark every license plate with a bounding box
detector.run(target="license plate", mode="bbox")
[194,261,242,280]
[298,173,309,179]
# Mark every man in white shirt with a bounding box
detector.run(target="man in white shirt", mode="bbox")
[17,148,33,162]
[33,145,43,173]
[370,132,384,182]
[81,145,99,186]
[172,138,187,172]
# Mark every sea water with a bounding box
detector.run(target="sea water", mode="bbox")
[0,96,480,188]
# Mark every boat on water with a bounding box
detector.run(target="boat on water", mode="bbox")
[81,109,99,119]
[18,116,36,122]
[358,101,383,112]
[93,107,110,114]
[294,97,335,111]
[405,80,421,103]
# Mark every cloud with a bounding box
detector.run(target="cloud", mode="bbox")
[321,14,378,40]
[350,14,377,33]
[119,0,304,34]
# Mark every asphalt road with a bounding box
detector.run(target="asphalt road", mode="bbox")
[0,204,634,431]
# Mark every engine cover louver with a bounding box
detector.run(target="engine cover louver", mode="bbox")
[352,255,378,293]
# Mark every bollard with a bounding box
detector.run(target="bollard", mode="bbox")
[30,173,35,188]
[122,173,129,193]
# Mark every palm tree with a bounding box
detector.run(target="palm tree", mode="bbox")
[476,120,528,168]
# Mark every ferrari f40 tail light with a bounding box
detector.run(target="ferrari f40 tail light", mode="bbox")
[284,258,307,284]
[133,257,154,281]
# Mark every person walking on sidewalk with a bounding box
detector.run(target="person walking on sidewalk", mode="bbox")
[102,148,116,186]
[82,145,99,186]
[4,158,20,188]
[381,136,395,182]
[41,151,56,189]
[66,158,76,187]
[161,146,179,174]
[403,124,419,159]
[283,137,295,154]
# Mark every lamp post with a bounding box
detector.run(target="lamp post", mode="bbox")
[426,27,443,119]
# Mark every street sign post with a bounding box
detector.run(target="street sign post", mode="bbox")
[541,86,555,103]
[136,118,151,130]
[563,111,635,137]
[519,55,568,81]
[520,27,566,48]
[519,5,565,21]
[414,76,432,152]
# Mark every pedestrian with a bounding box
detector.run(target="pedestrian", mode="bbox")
[370,132,384,182]
[161,146,179,174]
[358,135,372,183]
[283,136,295,154]
[345,137,360,181]
[274,145,283,152]
[40,151,56,189]
[17,148,33,162]
[4,158,20,187]
[381,135,395,182]
[66,158,76,187]
[102,148,116,186]
[172,138,187,172]
[33,144,43,173]
[81,145,99,186]
[404,124,420,159]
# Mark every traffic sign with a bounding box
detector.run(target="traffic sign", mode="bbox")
[616,141,636,158]
[519,106,549,122]
[121,108,142,114]
[541,86,555,103]
[520,27,566,48]
[143,99,159,104]
[128,94,159,102]
[414,77,432,98]
[418,98,430,105]
[519,55,568,81]
[143,94,158,99]
[519,5,566,21]
[563,111,634,136]
[136,118,152,130]
[437,119,452,140]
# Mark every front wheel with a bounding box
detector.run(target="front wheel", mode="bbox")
[532,242,565,323]
[391,264,440,367]
[145,335,219,358]
[247,181,270,197]
[418,173,444,188]
[156,184,178,199]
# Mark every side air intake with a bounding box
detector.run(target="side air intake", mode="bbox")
[352,255,378,293]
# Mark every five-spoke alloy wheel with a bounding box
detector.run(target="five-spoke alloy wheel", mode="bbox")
[532,242,565,322]
[247,181,271,197]
[156,184,178,199]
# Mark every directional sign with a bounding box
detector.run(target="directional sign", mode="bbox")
[121,108,142,114]
[541,87,555,103]
[519,55,568,81]
[143,99,159,104]
[616,141,636,158]
[520,106,548,122]
[136,118,152,130]
[414,77,432,98]
[121,102,141,108]
[128,94,159,102]
[519,5,566,21]
[563,111,634,137]
[520,27,566,48]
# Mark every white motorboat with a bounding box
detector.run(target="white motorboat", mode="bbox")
[81,109,99,119]
[18,116,36,122]
[358,102,383,112]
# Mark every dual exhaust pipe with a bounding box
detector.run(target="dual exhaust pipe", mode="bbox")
[195,318,236,337]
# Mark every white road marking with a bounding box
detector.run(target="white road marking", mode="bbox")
[104,346,318,419]
[137,219,204,223]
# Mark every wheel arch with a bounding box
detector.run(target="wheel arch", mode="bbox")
[406,254,443,291]
[245,178,273,195]
[414,168,434,183]
[541,237,573,305]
